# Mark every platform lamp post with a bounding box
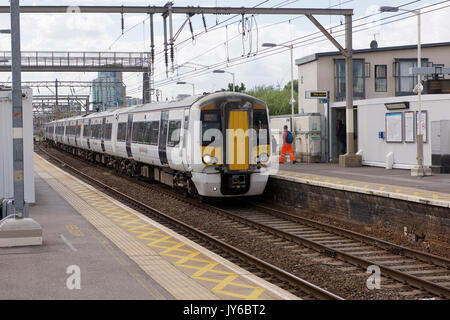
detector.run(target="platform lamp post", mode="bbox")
[262,42,296,130]
[380,6,428,177]
[176,81,195,96]
[213,69,235,92]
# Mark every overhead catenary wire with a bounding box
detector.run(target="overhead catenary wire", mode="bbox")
[154,0,447,89]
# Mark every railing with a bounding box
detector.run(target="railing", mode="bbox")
[0,51,150,71]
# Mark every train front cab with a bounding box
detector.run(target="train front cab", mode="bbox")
[191,94,270,197]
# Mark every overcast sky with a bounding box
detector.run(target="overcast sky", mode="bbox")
[0,0,449,100]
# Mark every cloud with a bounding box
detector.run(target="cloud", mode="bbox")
[1,1,450,101]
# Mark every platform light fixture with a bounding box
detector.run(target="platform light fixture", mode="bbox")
[213,69,235,92]
[262,42,296,125]
[176,81,195,96]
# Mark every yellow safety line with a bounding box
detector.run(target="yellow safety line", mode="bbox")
[276,170,450,203]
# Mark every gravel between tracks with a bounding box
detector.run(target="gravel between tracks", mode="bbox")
[38,146,439,300]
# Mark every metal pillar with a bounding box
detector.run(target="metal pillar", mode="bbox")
[345,14,354,155]
[143,72,150,103]
[10,0,25,218]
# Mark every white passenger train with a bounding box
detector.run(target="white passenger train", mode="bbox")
[45,92,272,198]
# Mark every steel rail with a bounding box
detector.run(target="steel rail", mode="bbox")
[251,203,450,269]
[199,203,450,299]
[37,147,343,301]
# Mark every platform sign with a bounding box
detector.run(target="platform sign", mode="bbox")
[416,110,428,143]
[305,91,328,99]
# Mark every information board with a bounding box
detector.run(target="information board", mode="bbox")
[386,112,403,143]
[404,111,415,142]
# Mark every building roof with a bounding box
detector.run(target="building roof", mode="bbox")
[295,42,450,66]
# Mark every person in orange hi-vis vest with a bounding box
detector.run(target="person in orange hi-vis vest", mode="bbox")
[280,125,296,164]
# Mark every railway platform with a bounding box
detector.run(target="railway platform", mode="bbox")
[0,154,298,300]
[273,162,450,208]
[267,163,450,246]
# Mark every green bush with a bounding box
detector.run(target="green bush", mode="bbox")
[246,85,298,116]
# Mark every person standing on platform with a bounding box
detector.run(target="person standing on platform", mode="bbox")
[337,120,346,155]
[280,125,296,164]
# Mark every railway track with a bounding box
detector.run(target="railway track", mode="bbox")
[37,146,343,300]
[38,145,450,299]
[139,181,450,299]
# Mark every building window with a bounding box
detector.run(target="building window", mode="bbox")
[334,59,366,102]
[393,58,428,96]
[375,65,387,92]
[365,63,371,78]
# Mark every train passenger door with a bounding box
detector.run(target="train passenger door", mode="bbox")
[226,106,250,171]
[87,120,91,150]
[158,111,169,165]
[181,109,190,171]
[126,114,133,158]
[101,117,106,152]
[75,121,78,147]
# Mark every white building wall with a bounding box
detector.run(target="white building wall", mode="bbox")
[332,94,450,169]
[0,88,35,203]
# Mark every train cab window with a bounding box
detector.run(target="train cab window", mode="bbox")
[146,121,159,145]
[104,123,112,141]
[253,109,269,145]
[117,123,127,141]
[201,110,221,147]
[167,120,182,147]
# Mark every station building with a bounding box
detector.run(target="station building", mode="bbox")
[294,41,450,172]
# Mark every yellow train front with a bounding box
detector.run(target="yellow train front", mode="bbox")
[188,92,271,197]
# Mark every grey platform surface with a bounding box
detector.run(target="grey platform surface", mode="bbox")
[0,176,174,300]
[276,162,450,194]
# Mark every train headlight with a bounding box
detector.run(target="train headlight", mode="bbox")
[258,153,269,163]
[203,154,218,165]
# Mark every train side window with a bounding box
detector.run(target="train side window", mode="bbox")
[148,121,159,145]
[132,122,145,143]
[117,123,127,141]
[167,120,182,147]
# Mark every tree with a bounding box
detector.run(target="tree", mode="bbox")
[223,82,246,92]
[283,79,298,94]
[246,84,299,116]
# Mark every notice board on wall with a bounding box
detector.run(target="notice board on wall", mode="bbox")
[404,111,415,142]
[386,112,403,143]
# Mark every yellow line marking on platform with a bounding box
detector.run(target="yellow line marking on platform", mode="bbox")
[34,154,277,300]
